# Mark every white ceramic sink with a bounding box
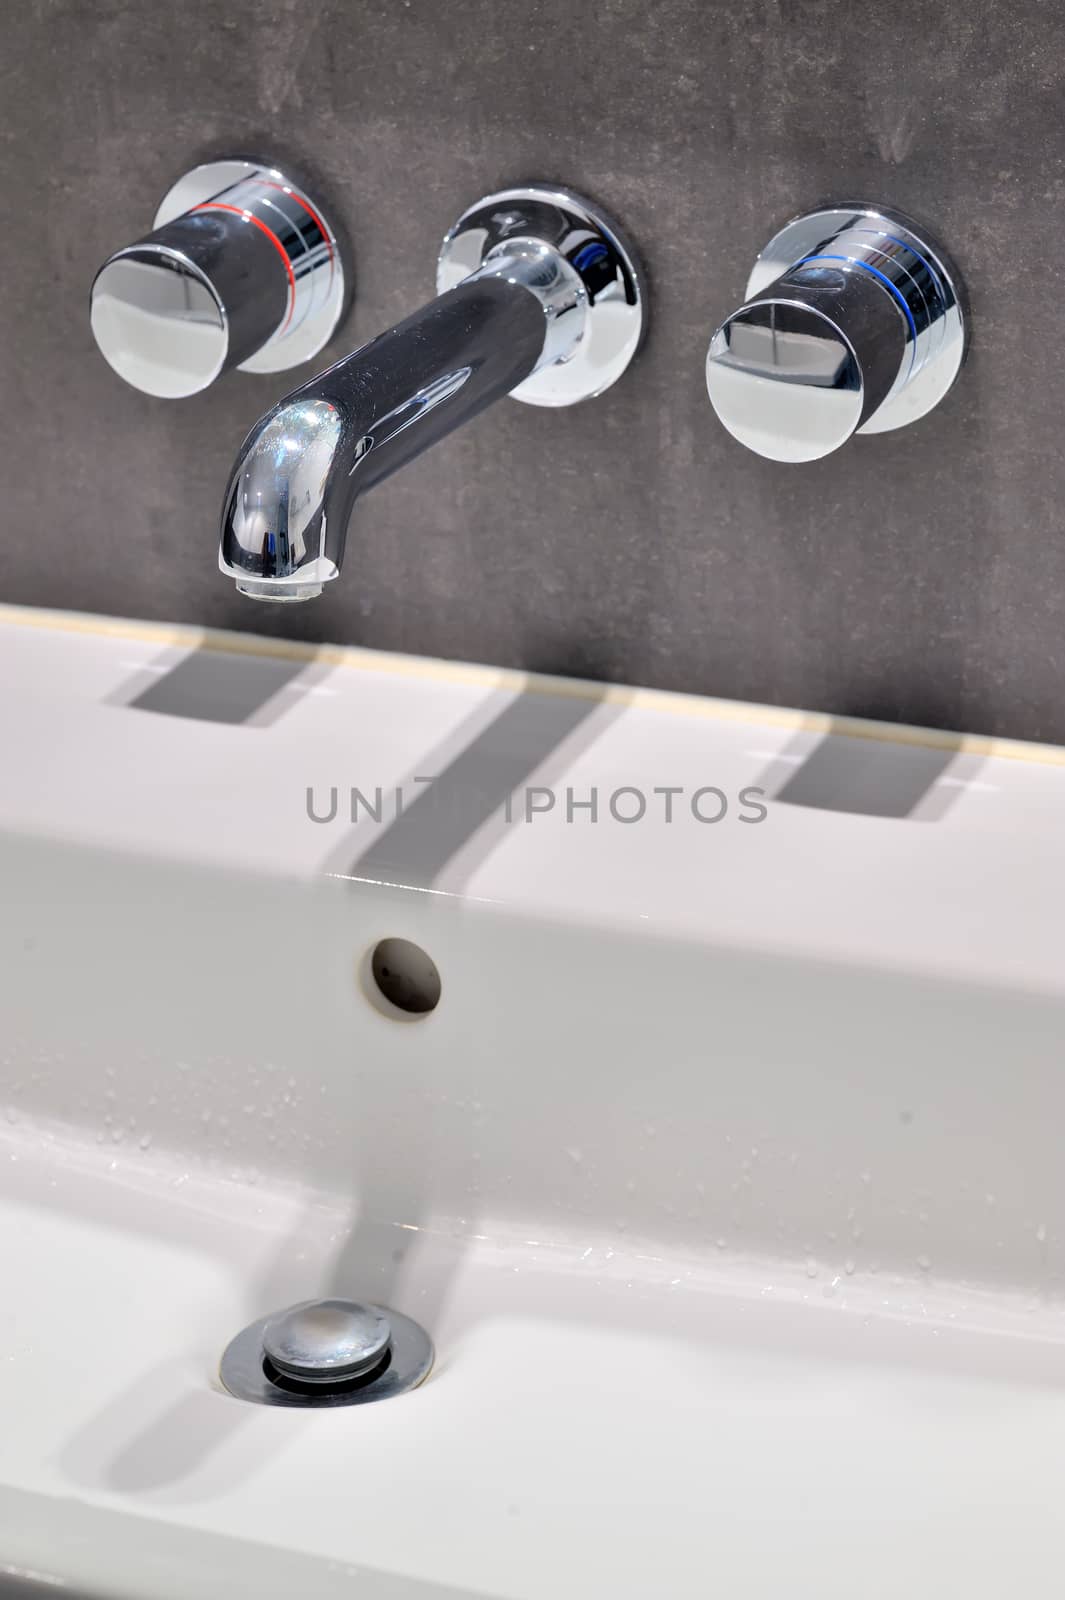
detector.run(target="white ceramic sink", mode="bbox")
[2,604,1065,1598]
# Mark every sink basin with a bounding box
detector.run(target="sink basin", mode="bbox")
[2,604,1065,1598]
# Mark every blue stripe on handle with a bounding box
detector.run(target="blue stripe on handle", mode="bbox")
[795,253,919,348]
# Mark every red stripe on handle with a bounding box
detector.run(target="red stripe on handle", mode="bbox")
[256,180,334,263]
[191,202,296,332]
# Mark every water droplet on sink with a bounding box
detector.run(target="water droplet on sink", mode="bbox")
[805,1257,818,1278]
[844,1258,856,1275]
[1036,1223,1048,1244]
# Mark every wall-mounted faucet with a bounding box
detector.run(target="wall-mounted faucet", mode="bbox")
[218,185,644,601]
[705,205,966,462]
[91,160,347,398]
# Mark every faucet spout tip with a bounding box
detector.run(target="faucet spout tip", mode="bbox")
[234,578,325,603]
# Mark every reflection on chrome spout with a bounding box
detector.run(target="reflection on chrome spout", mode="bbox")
[223,399,344,601]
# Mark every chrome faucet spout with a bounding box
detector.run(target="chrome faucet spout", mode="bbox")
[218,185,645,601]
[220,261,562,601]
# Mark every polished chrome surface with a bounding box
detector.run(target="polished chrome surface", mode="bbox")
[222,396,343,599]
[706,205,966,462]
[220,1301,434,1409]
[437,185,644,406]
[221,183,644,601]
[262,1299,392,1383]
[91,249,229,399]
[91,159,346,398]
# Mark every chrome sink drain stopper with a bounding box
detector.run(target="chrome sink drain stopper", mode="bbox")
[220,1298,433,1408]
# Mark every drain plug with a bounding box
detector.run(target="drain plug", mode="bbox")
[265,1300,391,1384]
[220,1299,433,1408]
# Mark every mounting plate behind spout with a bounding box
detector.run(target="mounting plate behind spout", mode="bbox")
[437,185,645,406]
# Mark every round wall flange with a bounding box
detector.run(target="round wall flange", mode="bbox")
[437,184,645,407]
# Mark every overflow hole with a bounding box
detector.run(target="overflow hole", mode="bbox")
[364,938,441,1018]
